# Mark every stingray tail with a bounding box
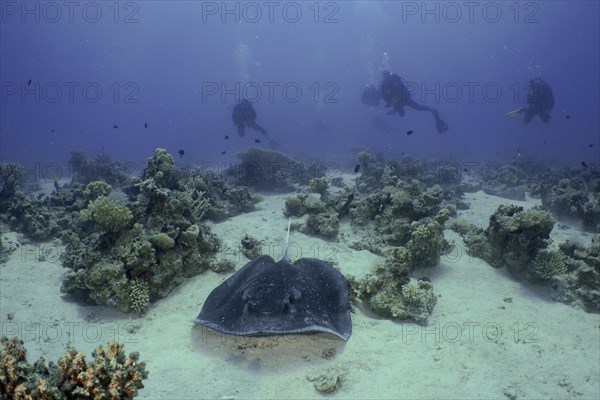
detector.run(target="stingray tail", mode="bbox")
[284,218,291,261]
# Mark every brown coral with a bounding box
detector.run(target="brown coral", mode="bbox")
[1,337,147,400]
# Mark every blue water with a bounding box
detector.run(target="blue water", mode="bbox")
[1,1,599,172]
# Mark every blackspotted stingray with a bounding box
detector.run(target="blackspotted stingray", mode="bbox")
[194,219,352,341]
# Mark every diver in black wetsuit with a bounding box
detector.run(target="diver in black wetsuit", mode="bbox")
[505,78,555,124]
[379,70,449,133]
[232,99,268,137]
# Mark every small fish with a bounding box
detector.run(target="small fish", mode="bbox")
[354,163,360,173]
[565,115,571,119]
[406,130,414,136]
[543,140,547,144]
[27,79,32,86]
[144,123,148,128]
[113,125,118,129]
[178,149,185,158]
[463,168,468,173]
[254,139,261,143]
[589,144,594,148]
[581,161,588,168]
[222,151,226,155]
[50,129,55,133]
[224,135,229,140]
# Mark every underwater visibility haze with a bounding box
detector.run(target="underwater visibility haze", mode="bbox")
[0,1,599,399]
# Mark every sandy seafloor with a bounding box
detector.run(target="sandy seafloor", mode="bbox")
[1,178,599,399]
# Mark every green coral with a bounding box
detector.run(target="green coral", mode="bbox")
[406,220,449,268]
[305,212,339,239]
[129,279,150,313]
[149,232,175,250]
[81,196,132,232]
[464,205,555,273]
[284,195,307,217]
[556,239,600,312]
[142,148,175,187]
[83,180,112,201]
[354,248,437,324]
[532,250,567,279]
[401,281,421,304]
[309,177,329,197]
[240,234,262,260]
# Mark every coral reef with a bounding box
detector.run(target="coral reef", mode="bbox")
[59,149,229,313]
[463,205,555,276]
[240,234,262,260]
[68,150,135,186]
[229,147,326,191]
[0,336,147,399]
[351,247,438,324]
[531,250,567,279]
[348,177,447,251]
[283,178,354,239]
[552,240,600,313]
[0,162,24,201]
[129,279,150,314]
[81,196,133,233]
[83,180,112,201]
[541,177,600,232]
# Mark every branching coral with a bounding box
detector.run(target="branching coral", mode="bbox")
[0,337,148,400]
[83,180,112,201]
[532,250,567,279]
[81,196,132,232]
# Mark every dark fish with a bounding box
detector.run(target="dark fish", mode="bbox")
[566,115,571,119]
[463,168,468,173]
[406,130,414,136]
[144,123,148,128]
[354,163,360,173]
[222,151,226,155]
[589,144,594,148]
[581,161,588,168]
[50,129,55,133]
[544,140,547,144]
[254,139,261,143]
[224,135,229,140]
[178,149,185,158]
[27,79,32,86]
[113,125,118,129]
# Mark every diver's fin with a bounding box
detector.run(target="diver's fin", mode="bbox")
[504,109,523,119]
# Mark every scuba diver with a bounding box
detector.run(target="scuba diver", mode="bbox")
[232,99,268,137]
[231,99,278,148]
[380,70,448,134]
[366,70,449,134]
[505,78,555,124]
